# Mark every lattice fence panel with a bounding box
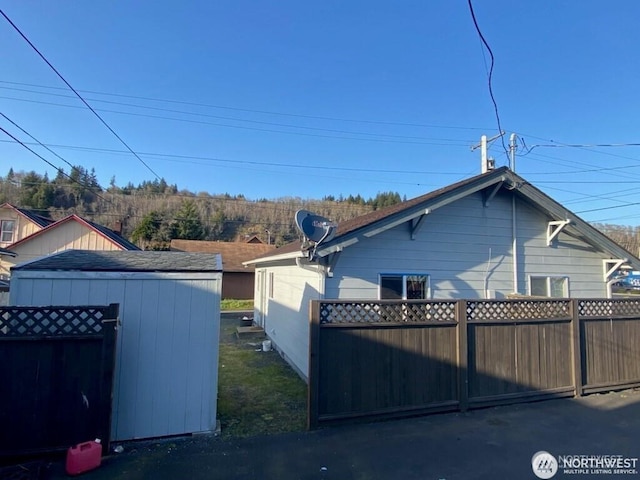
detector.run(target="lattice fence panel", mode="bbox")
[0,306,112,337]
[319,301,457,324]
[579,298,640,318]
[467,299,571,322]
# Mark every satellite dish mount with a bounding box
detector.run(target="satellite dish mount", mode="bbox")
[294,210,337,261]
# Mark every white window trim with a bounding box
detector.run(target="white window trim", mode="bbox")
[528,275,569,298]
[378,273,431,300]
[268,271,275,299]
[0,220,15,243]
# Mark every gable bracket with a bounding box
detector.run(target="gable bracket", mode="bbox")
[325,250,342,278]
[410,212,429,240]
[483,182,502,207]
[603,258,627,282]
[547,220,571,246]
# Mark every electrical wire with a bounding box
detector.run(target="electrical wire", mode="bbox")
[0,138,475,176]
[466,0,509,160]
[0,95,473,147]
[0,8,162,181]
[0,80,491,132]
[0,125,112,205]
[0,86,473,143]
[1,112,75,170]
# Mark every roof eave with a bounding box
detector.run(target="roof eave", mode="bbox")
[316,170,511,257]
[243,250,304,266]
[514,181,640,268]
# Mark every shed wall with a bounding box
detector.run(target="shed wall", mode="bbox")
[10,271,221,441]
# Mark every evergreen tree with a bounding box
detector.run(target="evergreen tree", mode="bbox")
[172,199,205,240]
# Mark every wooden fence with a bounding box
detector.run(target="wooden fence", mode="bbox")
[308,298,640,429]
[0,304,119,457]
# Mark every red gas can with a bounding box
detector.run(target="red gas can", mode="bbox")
[65,439,102,475]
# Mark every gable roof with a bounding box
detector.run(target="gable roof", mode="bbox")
[9,214,140,251]
[0,203,54,228]
[170,239,275,272]
[12,250,221,272]
[246,167,640,269]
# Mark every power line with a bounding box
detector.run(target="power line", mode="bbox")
[521,150,640,182]
[0,80,491,132]
[0,8,162,181]
[0,124,111,205]
[0,111,115,204]
[1,111,75,170]
[0,139,474,176]
[466,0,509,160]
[0,95,473,147]
[577,202,640,214]
[0,86,477,143]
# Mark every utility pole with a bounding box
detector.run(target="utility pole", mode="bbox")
[472,132,505,173]
[509,133,517,172]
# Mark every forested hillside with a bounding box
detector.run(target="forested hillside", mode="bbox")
[0,167,403,249]
[3,166,639,255]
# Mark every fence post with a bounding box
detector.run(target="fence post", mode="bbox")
[457,299,469,412]
[307,300,321,430]
[570,299,583,397]
[100,303,119,451]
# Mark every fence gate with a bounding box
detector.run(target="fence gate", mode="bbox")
[0,304,119,457]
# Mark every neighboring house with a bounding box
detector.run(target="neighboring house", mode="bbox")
[0,206,139,278]
[0,203,54,251]
[245,166,640,380]
[170,239,276,299]
[10,250,223,442]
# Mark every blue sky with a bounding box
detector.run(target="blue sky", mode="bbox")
[2,1,640,225]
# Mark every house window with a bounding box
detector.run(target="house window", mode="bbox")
[530,276,569,298]
[0,220,15,243]
[380,274,430,300]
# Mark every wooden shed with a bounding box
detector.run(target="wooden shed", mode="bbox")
[9,250,223,442]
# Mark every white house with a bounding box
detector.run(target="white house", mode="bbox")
[245,167,640,380]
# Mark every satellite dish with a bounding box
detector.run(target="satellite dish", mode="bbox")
[295,210,337,259]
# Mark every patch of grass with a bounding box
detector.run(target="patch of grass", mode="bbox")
[217,320,306,438]
[221,299,254,311]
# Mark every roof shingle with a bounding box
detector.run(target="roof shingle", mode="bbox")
[12,250,222,272]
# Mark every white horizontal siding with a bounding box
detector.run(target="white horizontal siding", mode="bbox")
[262,264,321,380]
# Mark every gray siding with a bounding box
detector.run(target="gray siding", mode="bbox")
[254,190,615,383]
[517,201,608,297]
[258,263,321,379]
[10,271,221,441]
[326,192,610,299]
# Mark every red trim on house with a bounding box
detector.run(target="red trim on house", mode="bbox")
[8,214,133,250]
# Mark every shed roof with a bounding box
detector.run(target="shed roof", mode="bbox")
[12,250,222,272]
